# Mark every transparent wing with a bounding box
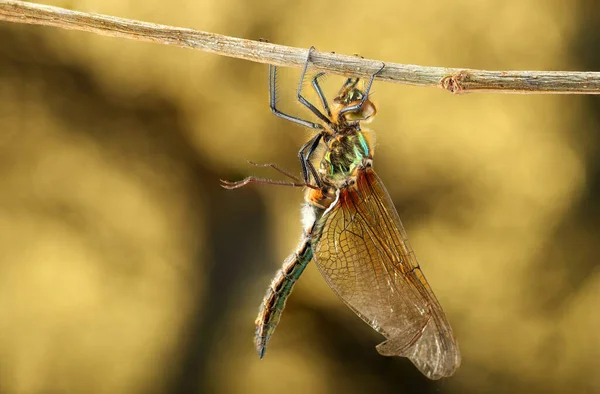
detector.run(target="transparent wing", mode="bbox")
[312,167,460,379]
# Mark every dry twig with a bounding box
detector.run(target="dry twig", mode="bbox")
[1,0,599,94]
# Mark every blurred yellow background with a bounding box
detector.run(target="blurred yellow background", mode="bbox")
[0,0,599,393]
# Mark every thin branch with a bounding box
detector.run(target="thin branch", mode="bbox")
[1,1,599,94]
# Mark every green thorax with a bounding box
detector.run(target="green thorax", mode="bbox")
[321,130,371,182]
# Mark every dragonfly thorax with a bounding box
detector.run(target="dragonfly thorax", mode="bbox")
[304,130,374,212]
[318,130,373,187]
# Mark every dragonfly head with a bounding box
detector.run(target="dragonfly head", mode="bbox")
[333,78,377,123]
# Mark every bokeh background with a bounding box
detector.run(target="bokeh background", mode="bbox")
[0,0,599,393]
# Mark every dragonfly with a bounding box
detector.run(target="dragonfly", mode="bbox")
[222,47,461,380]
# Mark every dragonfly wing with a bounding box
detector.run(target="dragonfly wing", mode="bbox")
[312,167,460,379]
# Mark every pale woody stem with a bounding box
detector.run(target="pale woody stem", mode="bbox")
[1,0,599,94]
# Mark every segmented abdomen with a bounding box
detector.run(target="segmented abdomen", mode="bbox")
[254,235,313,358]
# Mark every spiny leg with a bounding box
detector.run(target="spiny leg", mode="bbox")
[311,72,332,118]
[262,47,331,188]
[221,159,319,190]
[220,177,317,190]
[298,133,323,187]
[296,47,334,128]
[246,161,302,183]
[269,64,324,130]
[268,60,327,185]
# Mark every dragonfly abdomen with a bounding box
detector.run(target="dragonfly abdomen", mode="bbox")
[254,234,314,358]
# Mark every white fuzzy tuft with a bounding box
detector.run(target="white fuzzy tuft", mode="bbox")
[301,203,317,232]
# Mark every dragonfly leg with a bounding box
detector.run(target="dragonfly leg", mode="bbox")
[269,64,324,130]
[298,132,323,187]
[220,176,317,190]
[296,47,334,128]
[222,136,323,191]
[311,72,332,118]
[245,160,302,183]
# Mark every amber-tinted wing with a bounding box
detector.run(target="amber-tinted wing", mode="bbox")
[312,167,460,379]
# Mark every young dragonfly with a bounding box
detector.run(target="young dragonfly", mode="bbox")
[222,48,461,380]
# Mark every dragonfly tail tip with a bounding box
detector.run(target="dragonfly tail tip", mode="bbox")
[257,347,266,359]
